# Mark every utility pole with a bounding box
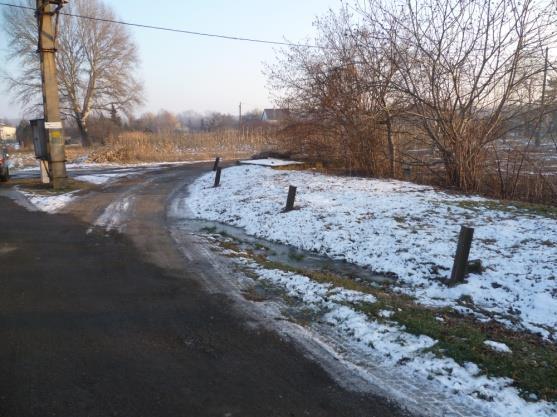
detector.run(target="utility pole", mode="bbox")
[239,102,242,128]
[36,0,67,189]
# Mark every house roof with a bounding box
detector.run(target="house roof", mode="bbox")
[262,109,290,121]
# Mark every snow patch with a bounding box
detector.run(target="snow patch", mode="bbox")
[240,158,302,167]
[94,195,135,231]
[484,340,512,353]
[20,190,77,214]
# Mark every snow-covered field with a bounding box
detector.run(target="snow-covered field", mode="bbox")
[186,165,557,340]
[181,164,557,417]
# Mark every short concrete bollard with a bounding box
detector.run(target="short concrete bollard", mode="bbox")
[214,167,222,187]
[449,225,475,286]
[213,156,220,171]
[284,185,297,212]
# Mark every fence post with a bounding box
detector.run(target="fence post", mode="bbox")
[449,226,474,286]
[284,185,297,212]
[213,156,220,171]
[214,167,222,187]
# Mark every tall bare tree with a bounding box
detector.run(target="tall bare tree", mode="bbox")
[3,0,143,146]
[374,0,557,192]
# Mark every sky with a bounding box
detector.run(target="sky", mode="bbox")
[0,0,341,121]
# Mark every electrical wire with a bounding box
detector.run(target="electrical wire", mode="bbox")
[0,1,320,48]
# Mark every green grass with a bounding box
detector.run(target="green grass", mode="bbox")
[288,251,305,261]
[254,242,269,251]
[356,302,557,401]
[455,199,557,219]
[218,240,241,253]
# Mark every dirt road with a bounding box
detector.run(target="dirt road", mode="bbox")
[0,163,407,417]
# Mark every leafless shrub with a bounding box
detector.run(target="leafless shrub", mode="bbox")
[266,0,557,204]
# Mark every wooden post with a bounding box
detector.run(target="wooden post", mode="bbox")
[449,226,474,285]
[284,185,297,211]
[214,167,222,187]
[213,156,220,171]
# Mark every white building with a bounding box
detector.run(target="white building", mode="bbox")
[0,124,16,141]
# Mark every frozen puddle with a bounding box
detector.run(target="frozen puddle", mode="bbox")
[172,218,394,285]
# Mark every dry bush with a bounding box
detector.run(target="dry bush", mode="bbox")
[65,144,90,162]
[267,0,557,206]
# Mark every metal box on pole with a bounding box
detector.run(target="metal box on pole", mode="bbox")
[30,119,48,160]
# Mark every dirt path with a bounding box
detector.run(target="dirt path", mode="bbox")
[0,163,407,417]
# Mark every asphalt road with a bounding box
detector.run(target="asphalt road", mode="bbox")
[0,163,407,417]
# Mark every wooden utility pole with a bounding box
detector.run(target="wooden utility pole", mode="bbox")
[239,102,242,128]
[36,0,67,189]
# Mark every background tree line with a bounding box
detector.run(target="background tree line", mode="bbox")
[2,0,264,146]
[267,0,557,202]
[14,107,264,148]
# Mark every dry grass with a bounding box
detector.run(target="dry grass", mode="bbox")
[65,144,90,162]
[88,129,284,163]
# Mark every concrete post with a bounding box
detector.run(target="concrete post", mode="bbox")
[37,0,67,189]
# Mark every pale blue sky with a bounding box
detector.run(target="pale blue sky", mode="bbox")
[0,0,340,120]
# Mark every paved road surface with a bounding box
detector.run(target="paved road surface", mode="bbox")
[0,163,407,417]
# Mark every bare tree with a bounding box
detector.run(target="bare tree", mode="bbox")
[3,0,143,146]
[268,0,557,198]
[267,6,399,176]
[362,0,557,192]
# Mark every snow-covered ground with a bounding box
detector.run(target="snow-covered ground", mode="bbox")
[8,161,210,213]
[240,158,303,167]
[19,189,78,214]
[185,165,557,340]
[7,153,37,170]
[93,195,135,232]
[180,165,557,417]
[236,260,556,417]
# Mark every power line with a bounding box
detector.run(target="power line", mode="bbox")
[0,1,320,49]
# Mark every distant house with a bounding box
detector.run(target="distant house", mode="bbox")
[0,123,16,141]
[261,109,290,123]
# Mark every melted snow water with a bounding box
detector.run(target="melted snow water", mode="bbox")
[175,218,394,285]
